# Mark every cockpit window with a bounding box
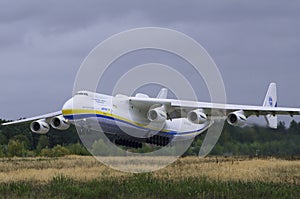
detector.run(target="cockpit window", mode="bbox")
[75,92,88,96]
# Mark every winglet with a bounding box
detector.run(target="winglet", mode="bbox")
[263,83,277,128]
[157,88,168,99]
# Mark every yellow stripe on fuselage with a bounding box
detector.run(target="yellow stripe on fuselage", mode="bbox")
[62,109,170,133]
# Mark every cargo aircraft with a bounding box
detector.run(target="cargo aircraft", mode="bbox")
[2,83,300,148]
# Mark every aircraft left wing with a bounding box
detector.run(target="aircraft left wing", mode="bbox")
[1,111,62,126]
[130,83,300,127]
[129,85,300,129]
[129,97,300,117]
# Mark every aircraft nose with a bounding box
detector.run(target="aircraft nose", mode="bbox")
[62,98,73,115]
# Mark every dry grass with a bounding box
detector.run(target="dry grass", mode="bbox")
[0,155,299,185]
[156,157,300,184]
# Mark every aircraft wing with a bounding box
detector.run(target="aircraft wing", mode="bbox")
[1,111,62,126]
[129,97,300,118]
[130,83,300,129]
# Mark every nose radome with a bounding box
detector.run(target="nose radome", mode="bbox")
[62,98,73,115]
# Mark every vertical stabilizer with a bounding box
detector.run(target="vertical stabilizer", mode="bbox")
[263,83,277,128]
[157,88,168,99]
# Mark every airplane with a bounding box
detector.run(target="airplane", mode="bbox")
[2,82,300,149]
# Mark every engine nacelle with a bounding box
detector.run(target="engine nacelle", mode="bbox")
[227,111,247,127]
[30,119,50,134]
[50,115,70,130]
[147,107,167,123]
[187,109,207,124]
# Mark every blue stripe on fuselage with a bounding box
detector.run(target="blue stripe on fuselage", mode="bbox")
[64,113,207,135]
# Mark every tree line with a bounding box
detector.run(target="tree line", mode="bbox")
[0,119,299,158]
[186,121,300,158]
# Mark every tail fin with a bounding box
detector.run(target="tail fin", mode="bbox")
[263,83,277,128]
[157,88,168,99]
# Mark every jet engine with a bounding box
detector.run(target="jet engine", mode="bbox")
[30,119,50,134]
[147,107,167,122]
[187,109,207,124]
[50,115,70,130]
[227,111,247,127]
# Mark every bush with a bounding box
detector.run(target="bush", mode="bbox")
[40,145,69,157]
[52,145,70,157]
[66,143,90,156]
[91,139,124,156]
[7,140,27,157]
[40,147,53,157]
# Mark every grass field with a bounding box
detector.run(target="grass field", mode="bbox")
[0,156,299,198]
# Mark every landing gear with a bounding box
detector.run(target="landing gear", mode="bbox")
[146,135,170,146]
[113,135,170,149]
[115,138,143,149]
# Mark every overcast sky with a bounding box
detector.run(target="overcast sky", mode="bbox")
[1,1,300,124]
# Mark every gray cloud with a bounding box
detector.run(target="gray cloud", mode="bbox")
[0,0,300,124]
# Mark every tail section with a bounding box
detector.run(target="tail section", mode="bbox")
[157,88,168,99]
[263,83,277,128]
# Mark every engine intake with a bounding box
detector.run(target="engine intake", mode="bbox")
[30,119,50,134]
[147,107,167,123]
[50,115,70,130]
[227,111,247,127]
[187,109,207,124]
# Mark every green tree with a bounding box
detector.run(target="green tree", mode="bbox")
[12,134,30,149]
[277,121,286,132]
[91,139,110,156]
[0,131,8,145]
[7,140,27,157]
[36,135,49,153]
[0,145,6,157]
[289,120,299,134]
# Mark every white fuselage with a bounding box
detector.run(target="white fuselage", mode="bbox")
[62,91,210,141]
